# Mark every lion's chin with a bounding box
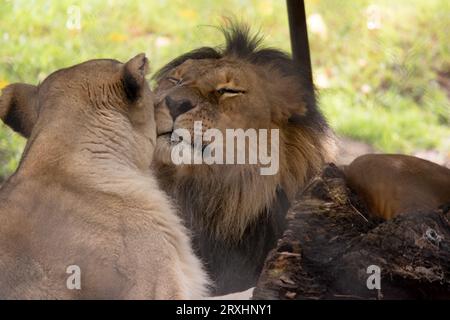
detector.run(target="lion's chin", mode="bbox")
[155,133,213,165]
[154,135,198,166]
[154,134,175,165]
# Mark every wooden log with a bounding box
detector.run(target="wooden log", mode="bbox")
[253,164,450,299]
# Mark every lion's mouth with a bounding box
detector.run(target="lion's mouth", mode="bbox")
[157,131,177,147]
[157,131,209,152]
[157,131,173,139]
[158,130,182,144]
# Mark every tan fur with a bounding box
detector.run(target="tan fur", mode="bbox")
[344,154,450,220]
[0,55,209,299]
[153,54,336,243]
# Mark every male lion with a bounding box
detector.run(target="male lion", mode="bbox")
[0,54,209,299]
[152,25,336,294]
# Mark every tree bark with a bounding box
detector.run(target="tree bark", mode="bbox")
[253,164,450,299]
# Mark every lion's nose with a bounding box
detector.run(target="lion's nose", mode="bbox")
[165,96,195,120]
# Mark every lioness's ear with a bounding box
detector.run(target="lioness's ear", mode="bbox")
[123,53,150,101]
[0,83,38,138]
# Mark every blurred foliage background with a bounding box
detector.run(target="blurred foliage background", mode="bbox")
[0,0,449,180]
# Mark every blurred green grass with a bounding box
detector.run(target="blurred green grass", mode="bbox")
[0,0,449,179]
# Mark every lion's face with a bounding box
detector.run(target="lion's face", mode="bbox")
[152,26,336,242]
[156,58,274,138]
[155,57,306,161]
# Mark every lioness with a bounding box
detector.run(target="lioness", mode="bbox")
[152,24,337,294]
[344,154,450,220]
[0,54,209,299]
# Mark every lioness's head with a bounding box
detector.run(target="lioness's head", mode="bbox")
[153,25,336,242]
[0,54,155,176]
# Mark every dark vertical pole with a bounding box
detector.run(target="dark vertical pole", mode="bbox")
[286,0,313,89]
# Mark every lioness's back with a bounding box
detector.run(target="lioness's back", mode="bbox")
[0,176,205,299]
[0,179,144,298]
[0,55,209,299]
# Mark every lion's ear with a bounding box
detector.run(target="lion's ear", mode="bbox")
[122,53,150,101]
[0,83,39,138]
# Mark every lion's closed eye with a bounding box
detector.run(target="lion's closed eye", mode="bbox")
[216,87,246,99]
[167,76,183,85]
